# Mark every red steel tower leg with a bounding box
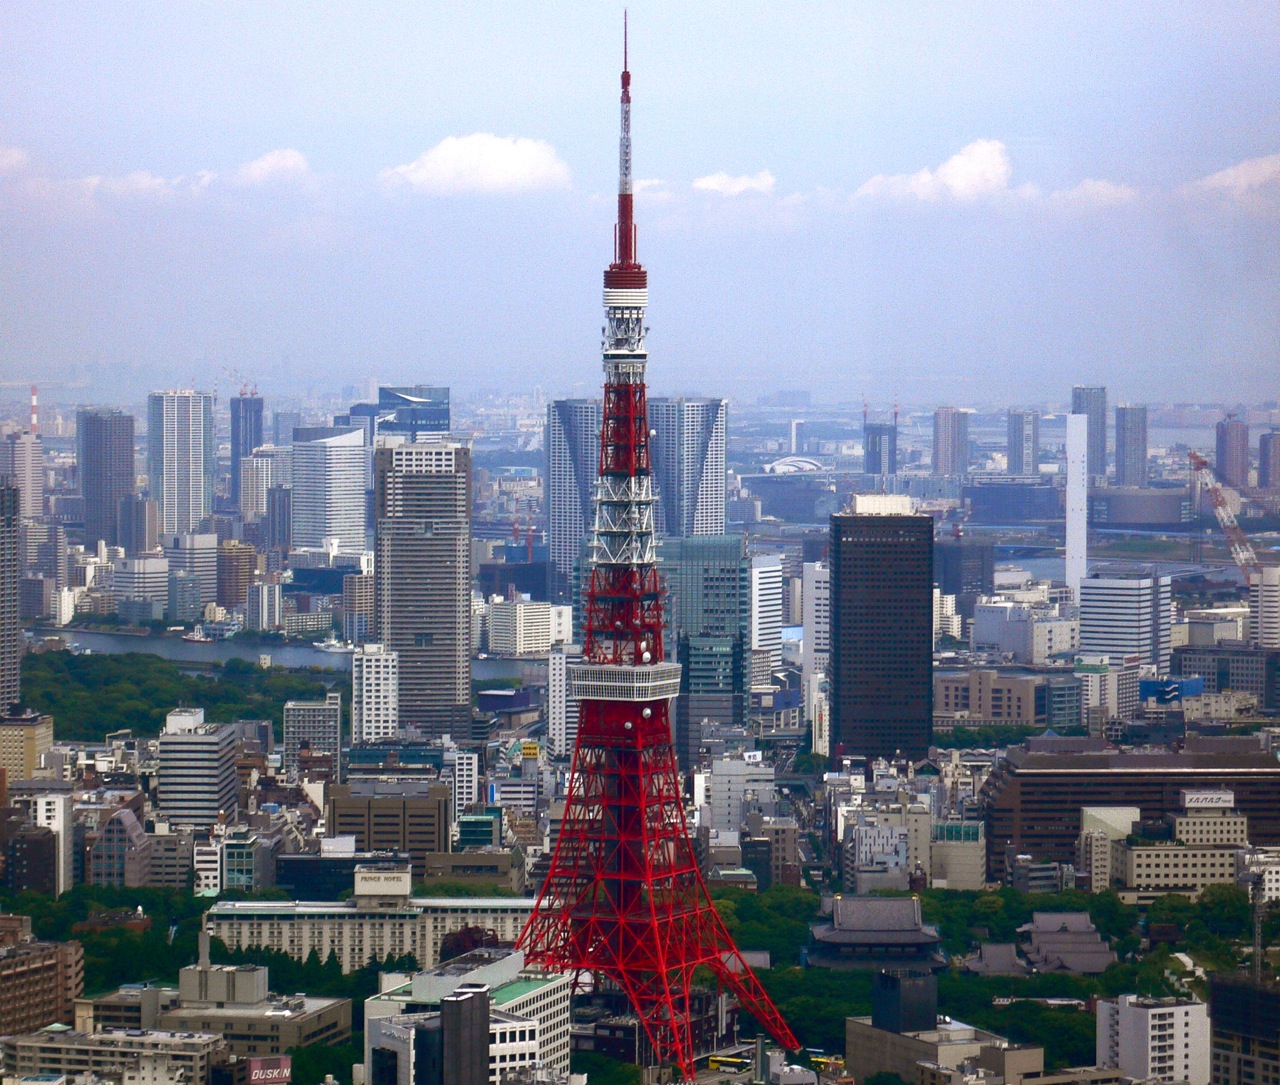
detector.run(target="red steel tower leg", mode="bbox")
[519,24,798,1080]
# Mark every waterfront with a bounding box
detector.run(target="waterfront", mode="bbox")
[30,628,532,682]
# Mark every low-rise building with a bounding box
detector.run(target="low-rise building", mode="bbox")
[809,896,944,972]
[205,866,534,973]
[0,1026,225,1085]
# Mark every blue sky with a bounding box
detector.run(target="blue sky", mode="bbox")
[1,2,1277,406]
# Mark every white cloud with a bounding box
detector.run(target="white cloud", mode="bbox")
[380,134,570,195]
[856,139,1013,201]
[0,146,30,174]
[692,170,776,196]
[1193,152,1280,198]
[236,148,309,185]
[1049,178,1139,207]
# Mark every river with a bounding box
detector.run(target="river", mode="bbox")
[30,628,534,682]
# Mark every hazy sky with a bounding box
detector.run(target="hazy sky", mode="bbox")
[2,2,1278,407]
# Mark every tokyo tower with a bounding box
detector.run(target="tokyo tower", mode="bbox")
[517,20,799,1080]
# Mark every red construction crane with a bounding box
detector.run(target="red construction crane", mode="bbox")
[1189,450,1262,579]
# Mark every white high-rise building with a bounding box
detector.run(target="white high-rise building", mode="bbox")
[1096,995,1209,1085]
[547,645,581,757]
[32,791,73,897]
[291,427,367,550]
[238,446,290,520]
[1250,566,1280,649]
[112,555,170,605]
[648,397,727,538]
[1079,574,1173,671]
[147,391,215,535]
[750,553,783,669]
[487,600,573,656]
[156,719,239,829]
[163,533,217,609]
[446,749,481,823]
[245,580,282,631]
[800,560,829,687]
[352,643,399,744]
[1066,413,1089,604]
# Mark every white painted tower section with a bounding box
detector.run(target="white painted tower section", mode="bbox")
[1066,413,1089,604]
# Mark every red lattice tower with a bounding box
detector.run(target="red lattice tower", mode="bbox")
[518,22,798,1080]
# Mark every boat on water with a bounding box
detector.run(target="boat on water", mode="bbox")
[312,634,355,654]
[182,624,213,643]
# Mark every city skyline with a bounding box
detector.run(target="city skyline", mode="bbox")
[1,4,1277,403]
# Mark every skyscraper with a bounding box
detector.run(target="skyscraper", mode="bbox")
[864,420,898,477]
[0,432,44,520]
[228,394,264,507]
[0,484,19,712]
[932,407,969,476]
[829,505,933,760]
[548,395,726,601]
[78,409,136,551]
[146,391,215,535]
[1079,573,1173,671]
[290,426,367,551]
[660,534,750,769]
[1114,405,1149,488]
[117,494,158,556]
[283,692,343,780]
[1066,414,1089,604]
[648,397,727,537]
[749,552,783,670]
[1071,386,1108,481]
[1260,430,1280,491]
[1005,411,1040,476]
[546,399,602,603]
[374,440,471,737]
[1216,416,1250,490]
[1249,567,1280,650]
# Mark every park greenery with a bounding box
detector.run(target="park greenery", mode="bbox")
[19,651,335,741]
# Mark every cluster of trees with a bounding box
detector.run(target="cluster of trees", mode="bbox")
[712,884,822,966]
[20,652,334,741]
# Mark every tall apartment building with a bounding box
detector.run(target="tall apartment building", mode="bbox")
[216,541,258,609]
[342,572,375,644]
[1260,430,1280,491]
[1216,416,1250,490]
[245,580,281,631]
[661,534,751,770]
[547,645,580,758]
[1114,405,1148,488]
[1072,386,1108,481]
[1,431,44,519]
[1251,567,1280,650]
[864,420,897,477]
[1079,573,1173,671]
[156,714,239,828]
[0,915,83,1035]
[374,441,471,738]
[283,692,343,779]
[146,391,215,535]
[291,426,367,551]
[648,397,727,538]
[228,394,264,507]
[0,485,18,712]
[163,533,218,609]
[1096,995,1209,1085]
[78,409,136,550]
[352,645,399,745]
[1006,411,1040,476]
[325,783,452,879]
[749,553,783,672]
[30,792,73,897]
[932,407,969,476]
[830,505,933,761]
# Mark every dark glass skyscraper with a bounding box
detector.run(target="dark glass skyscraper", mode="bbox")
[1071,386,1107,481]
[1114,405,1148,488]
[229,394,264,506]
[77,408,135,550]
[864,421,898,477]
[830,511,933,761]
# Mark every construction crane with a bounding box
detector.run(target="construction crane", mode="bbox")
[1189,450,1263,580]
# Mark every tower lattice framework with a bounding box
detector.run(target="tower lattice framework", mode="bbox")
[517,24,799,1080]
